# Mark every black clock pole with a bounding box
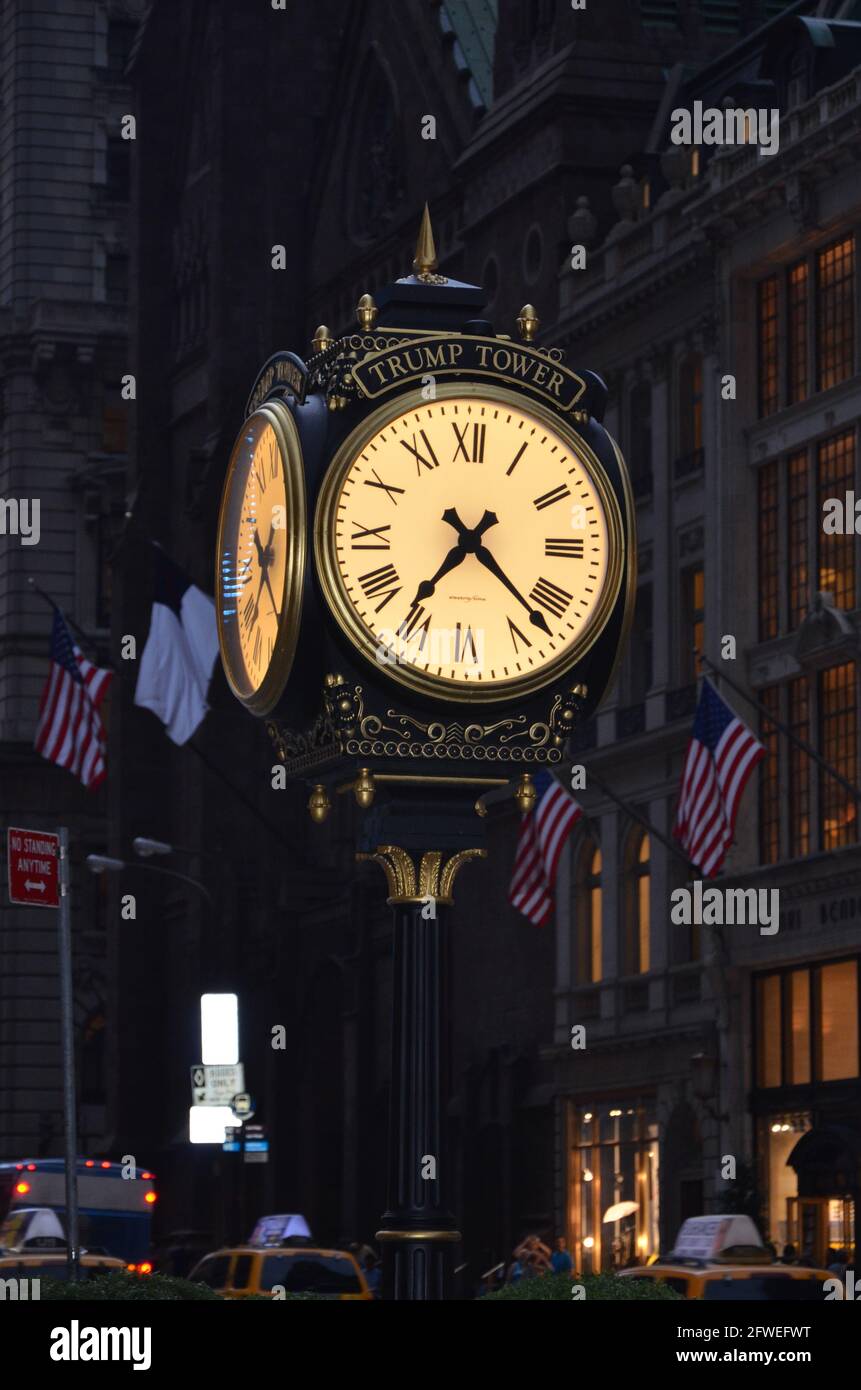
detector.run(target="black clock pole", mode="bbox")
[357,790,486,1300]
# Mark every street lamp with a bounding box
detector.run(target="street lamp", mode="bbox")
[131,837,172,858]
[85,854,216,911]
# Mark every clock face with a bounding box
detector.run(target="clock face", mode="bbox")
[315,385,624,702]
[216,401,306,715]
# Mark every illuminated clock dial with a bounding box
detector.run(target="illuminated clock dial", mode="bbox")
[216,401,306,715]
[315,385,624,703]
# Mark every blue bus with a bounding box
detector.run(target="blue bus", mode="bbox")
[0,1158,157,1267]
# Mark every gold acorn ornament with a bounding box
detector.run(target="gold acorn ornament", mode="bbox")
[356,294,378,331]
[517,304,539,343]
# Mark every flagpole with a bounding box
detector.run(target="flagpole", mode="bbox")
[697,652,861,809]
[581,767,696,873]
[26,579,304,866]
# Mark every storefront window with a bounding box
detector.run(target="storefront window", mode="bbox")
[755,958,860,1087]
[817,960,859,1081]
[568,1100,659,1273]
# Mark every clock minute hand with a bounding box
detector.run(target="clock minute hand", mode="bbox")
[474,544,552,636]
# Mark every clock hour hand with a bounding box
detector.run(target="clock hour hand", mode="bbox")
[411,543,466,605]
[442,507,498,541]
[474,544,552,636]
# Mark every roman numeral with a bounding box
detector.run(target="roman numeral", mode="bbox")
[364,469,405,506]
[507,617,532,652]
[267,635,274,664]
[506,442,528,476]
[451,422,486,463]
[401,430,440,474]
[533,484,571,511]
[242,594,257,632]
[252,628,262,668]
[351,521,392,550]
[358,563,402,612]
[255,466,266,496]
[455,623,478,662]
[398,604,432,651]
[529,576,573,618]
[268,440,278,480]
[545,537,584,558]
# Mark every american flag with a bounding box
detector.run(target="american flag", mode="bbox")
[508,770,583,926]
[673,678,765,877]
[34,608,113,791]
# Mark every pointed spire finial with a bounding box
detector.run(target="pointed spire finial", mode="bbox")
[412,203,447,284]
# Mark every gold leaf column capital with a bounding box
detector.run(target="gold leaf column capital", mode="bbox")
[357,844,486,906]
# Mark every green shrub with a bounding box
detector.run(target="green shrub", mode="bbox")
[481,1271,684,1301]
[39,1272,222,1302]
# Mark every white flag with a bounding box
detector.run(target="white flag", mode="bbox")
[135,546,219,745]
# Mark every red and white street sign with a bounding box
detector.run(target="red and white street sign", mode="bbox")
[7,827,60,908]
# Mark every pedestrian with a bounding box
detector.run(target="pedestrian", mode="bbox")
[363,1251,382,1297]
[550,1236,573,1275]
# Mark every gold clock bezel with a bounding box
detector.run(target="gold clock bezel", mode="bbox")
[314,382,628,704]
[216,398,307,717]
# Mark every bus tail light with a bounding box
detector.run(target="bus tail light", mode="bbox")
[144,1191,157,1204]
[15,1181,30,1195]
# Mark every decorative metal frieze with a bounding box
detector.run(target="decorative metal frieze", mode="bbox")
[266,673,590,775]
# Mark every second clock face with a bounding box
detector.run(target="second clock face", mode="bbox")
[316,387,624,702]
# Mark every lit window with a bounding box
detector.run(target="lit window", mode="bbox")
[758,462,779,641]
[817,430,855,612]
[578,842,602,985]
[816,961,859,1081]
[819,663,858,851]
[816,236,855,392]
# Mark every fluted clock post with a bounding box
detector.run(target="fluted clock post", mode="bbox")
[358,844,484,1301]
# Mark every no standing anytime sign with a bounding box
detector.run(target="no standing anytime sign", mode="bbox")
[7,827,60,908]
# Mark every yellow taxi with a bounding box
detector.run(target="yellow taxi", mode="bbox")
[0,1250,127,1285]
[618,1215,830,1301]
[189,1245,372,1300]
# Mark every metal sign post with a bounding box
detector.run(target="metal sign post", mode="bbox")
[57,827,80,1282]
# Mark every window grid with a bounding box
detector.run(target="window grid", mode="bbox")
[758,462,779,641]
[817,430,856,610]
[816,236,855,392]
[757,275,779,417]
[819,663,858,851]
[787,261,808,405]
[787,450,809,629]
[759,685,780,866]
[788,676,811,859]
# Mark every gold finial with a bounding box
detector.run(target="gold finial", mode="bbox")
[324,672,345,689]
[411,203,447,284]
[308,784,331,824]
[514,772,538,815]
[354,767,375,810]
[517,304,539,343]
[356,293,378,331]
[312,325,333,354]
[413,203,437,278]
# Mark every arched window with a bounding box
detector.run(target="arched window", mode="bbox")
[577,841,602,984]
[625,830,650,975]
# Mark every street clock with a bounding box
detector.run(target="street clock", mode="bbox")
[215,210,635,778]
[215,398,306,716]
